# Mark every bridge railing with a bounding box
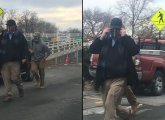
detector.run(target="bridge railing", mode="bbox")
[47,40,82,60]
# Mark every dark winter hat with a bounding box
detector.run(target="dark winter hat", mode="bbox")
[110,18,122,29]
[6,19,16,26]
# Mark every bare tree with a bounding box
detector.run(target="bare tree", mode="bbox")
[67,28,81,33]
[44,22,57,33]
[17,10,57,33]
[2,9,57,34]
[29,12,38,33]
[83,8,112,41]
[17,10,33,33]
[35,19,57,33]
[117,0,152,37]
[0,9,19,27]
[6,9,18,20]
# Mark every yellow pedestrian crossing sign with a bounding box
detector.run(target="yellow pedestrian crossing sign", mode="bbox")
[151,8,165,31]
[0,8,4,16]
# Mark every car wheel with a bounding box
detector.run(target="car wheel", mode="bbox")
[21,72,33,82]
[151,71,164,96]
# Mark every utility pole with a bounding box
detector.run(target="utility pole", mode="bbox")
[159,31,161,39]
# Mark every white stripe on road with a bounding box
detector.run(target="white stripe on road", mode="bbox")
[83,107,104,115]
[136,109,152,115]
[126,104,143,109]
[84,96,102,100]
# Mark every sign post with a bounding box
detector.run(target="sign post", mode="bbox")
[159,31,161,39]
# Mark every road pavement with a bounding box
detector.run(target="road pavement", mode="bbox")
[0,64,82,120]
[83,82,165,120]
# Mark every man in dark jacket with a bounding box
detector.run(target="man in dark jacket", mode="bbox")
[89,18,139,120]
[0,19,28,102]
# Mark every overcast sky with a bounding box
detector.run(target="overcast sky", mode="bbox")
[83,0,165,34]
[0,0,82,30]
[84,0,165,12]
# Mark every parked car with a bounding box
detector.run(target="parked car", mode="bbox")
[83,45,93,80]
[89,39,165,96]
[20,61,33,82]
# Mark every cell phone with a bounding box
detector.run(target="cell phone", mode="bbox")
[110,29,121,39]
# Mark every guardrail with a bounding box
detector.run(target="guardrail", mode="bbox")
[47,40,82,60]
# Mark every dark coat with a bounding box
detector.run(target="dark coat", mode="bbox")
[89,35,140,91]
[0,30,28,64]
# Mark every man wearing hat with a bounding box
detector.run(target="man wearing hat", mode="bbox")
[0,19,28,102]
[89,18,139,120]
[28,32,51,88]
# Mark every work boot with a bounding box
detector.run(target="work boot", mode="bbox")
[131,103,143,115]
[3,95,13,102]
[40,80,45,89]
[123,109,134,120]
[131,104,138,115]
[122,112,130,120]
[34,80,40,88]
[17,83,24,97]
[13,80,24,97]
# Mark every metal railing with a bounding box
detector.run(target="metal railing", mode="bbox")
[24,34,82,61]
[46,40,82,60]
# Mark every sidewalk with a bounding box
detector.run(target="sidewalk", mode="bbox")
[83,81,137,116]
[83,81,104,115]
[83,90,104,116]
